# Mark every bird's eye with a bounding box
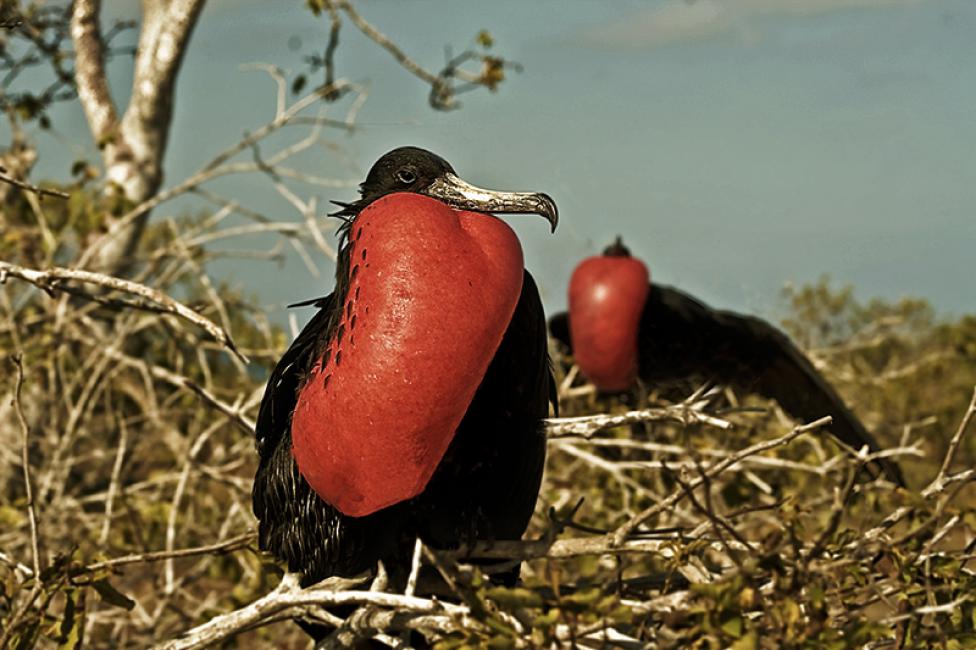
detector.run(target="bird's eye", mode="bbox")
[396,169,417,184]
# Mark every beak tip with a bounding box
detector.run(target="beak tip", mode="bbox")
[538,193,559,233]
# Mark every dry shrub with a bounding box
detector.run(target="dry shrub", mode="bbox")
[2,185,976,648]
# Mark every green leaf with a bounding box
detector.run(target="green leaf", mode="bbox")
[486,636,515,650]
[559,587,603,612]
[807,583,825,609]
[532,608,560,629]
[720,614,743,638]
[92,579,135,610]
[476,29,494,48]
[729,631,758,650]
[781,598,801,627]
[14,621,40,650]
[486,586,543,609]
[70,160,88,177]
[306,0,323,16]
[59,589,78,646]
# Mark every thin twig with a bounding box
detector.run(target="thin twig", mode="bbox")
[545,402,733,439]
[0,355,44,649]
[0,261,247,363]
[335,0,438,85]
[612,416,832,544]
[84,532,256,572]
[9,355,40,579]
[928,386,976,495]
[404,537,423,598]
[0,168,69,198]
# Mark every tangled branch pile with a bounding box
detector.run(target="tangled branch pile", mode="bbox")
[3,174,976,649]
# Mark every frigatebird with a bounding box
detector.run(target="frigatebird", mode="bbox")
[252,148,558,615]
[548,237,904,486]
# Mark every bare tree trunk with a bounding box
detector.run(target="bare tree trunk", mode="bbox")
[71,0,206,273]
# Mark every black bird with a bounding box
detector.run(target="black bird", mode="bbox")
[549,242,904,486]
[252,148,558,628]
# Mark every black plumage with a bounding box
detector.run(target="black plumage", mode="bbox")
[252,148,557,597]
[549,283,904,486]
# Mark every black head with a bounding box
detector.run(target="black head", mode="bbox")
[602,235,632,257]
[333,146,558,233]
[358,146,456,203]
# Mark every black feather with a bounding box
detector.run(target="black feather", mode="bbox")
[253,147,556,609]
[286,296,329,309]
[549,283,904,485]
[253,272,554,585]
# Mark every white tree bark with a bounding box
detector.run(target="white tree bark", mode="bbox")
[70,0,207,272]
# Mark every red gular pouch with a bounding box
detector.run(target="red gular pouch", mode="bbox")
[291,192,525,517]
[568,239,650,392]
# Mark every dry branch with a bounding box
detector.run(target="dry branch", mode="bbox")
[151,573,475,650]
[545,403,733,438]
[0,355,44,650]
[85,532,256,573]
[453,534,747,562]
[612,415,833,544]
[928,386,976,495]
[76,78,361,270]
[0,261,247,363]
[0,168,69,199]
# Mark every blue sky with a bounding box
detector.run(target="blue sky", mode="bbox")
[17,0,976,321]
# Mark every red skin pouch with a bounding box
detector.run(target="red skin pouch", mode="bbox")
[568,239,649,392]
[291,193,524,517]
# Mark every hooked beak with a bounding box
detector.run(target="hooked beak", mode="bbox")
[424,173,559,233]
